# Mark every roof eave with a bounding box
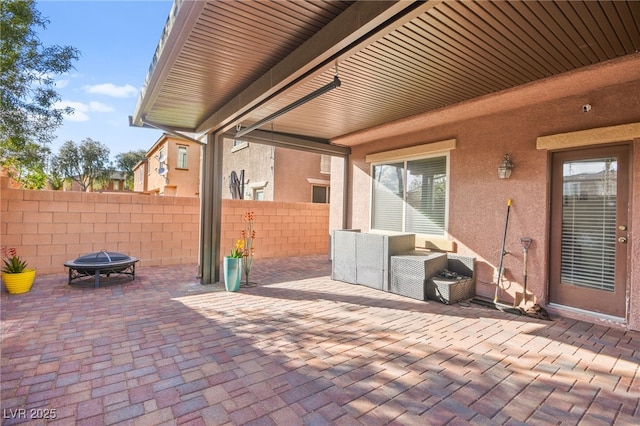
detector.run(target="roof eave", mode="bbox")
[130,0,207,128]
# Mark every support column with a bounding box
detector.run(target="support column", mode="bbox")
[200,132,224,284]
[342,153,350,230]
[329,153,351,234]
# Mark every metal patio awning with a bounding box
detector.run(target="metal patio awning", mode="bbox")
[130,0,640,147]
[129,0,640,285]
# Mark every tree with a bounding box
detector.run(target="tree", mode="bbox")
[52,138,113,191]
[115,149,146,190]
[4,140,49,189]
[0,0,80,188]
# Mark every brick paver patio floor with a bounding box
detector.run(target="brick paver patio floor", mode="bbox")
[1,255,638,425]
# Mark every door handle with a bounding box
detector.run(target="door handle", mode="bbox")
[618,236,628,244]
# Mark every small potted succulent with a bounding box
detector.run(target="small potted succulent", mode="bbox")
[1,248,36,294]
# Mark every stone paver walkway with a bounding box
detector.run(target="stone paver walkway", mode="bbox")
[1,255,639,425]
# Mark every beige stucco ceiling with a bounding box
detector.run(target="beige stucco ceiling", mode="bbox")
[131,0,640,146]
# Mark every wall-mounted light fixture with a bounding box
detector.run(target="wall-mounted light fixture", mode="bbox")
[498,154,514,179]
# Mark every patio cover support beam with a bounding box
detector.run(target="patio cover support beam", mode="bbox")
[200,132,224,284]
[138,116,205,146]
[196,0,431,136]
[228,129,350,157]
[235,76,341,139]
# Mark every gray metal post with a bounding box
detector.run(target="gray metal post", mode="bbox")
[342,153,350,230]
[200,132,223,284]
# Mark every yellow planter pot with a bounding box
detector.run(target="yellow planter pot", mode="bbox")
[2,269,36,294]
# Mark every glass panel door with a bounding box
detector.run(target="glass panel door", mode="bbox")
[560,156,617,290]
[550,146,629,317]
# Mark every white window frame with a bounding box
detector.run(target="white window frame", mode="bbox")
[367,140,454,237]
[177,145,188,169]
[253,188,265,201]
[320,154,331,174]
[248,181,267,201]
[232,139,249,152]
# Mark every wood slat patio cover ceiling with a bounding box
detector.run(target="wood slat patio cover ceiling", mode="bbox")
[134,0,640,143]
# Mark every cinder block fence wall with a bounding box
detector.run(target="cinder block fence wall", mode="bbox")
[1,178,329,276]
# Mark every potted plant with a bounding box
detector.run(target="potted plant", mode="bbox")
[1,248,36,294]
[223,240,243,292]
[241,211,256,286]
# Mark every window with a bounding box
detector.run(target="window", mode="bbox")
[371,155,447,236]
[177,146,188,169]
[320,155,331,174]
[248,181,267,201]
[232,139,248,152]
[312,185,330,203]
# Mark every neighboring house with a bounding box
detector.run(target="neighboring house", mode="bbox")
[68,171,127,192]
[221,137,330,203]
[134,133,330,202]
[129,1,640,330]
[133,134,201,197]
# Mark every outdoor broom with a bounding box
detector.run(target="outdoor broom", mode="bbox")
[494,198,512,303]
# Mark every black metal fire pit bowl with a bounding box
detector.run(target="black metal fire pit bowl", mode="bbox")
[64,251,139,288]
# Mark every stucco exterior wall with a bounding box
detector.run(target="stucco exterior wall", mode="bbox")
[333,68,640,329]
[168,140,201,197]
[221,139,275,201]
[133,159,149,193]
[221,139,329,202]
[138,135,202,197]
[274,149,329,203]
[146,138,170,194]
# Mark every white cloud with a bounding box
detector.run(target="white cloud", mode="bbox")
[55,79,70,89]
[57,100,115,122]
[89,101,114,112]
[58,100,90,122]
[83,83,138,98]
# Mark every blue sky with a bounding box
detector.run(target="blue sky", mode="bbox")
[36,0,174,161]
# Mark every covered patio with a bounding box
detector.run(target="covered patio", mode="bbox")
[129,0,640,329]
[2,257,638,424]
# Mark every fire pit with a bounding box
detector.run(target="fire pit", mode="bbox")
[64,251,139,288]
